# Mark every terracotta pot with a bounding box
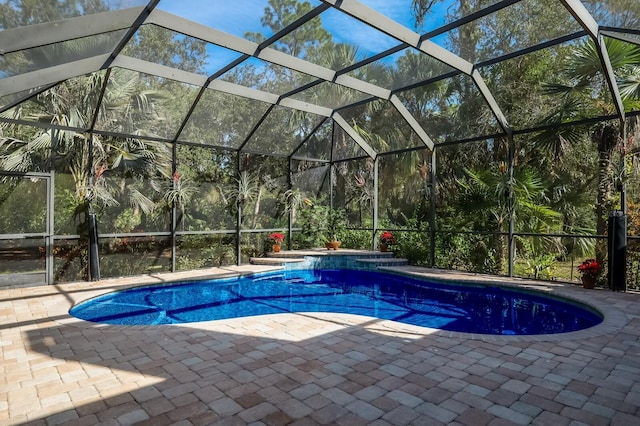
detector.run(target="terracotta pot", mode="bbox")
[380,244,388,252]
[272,244,281,253]
[325,241,341,250]
[581,275,596,289]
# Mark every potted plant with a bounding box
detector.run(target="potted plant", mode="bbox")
[379,231,396,252]
[577,258,601,289]
[269,232,285,253]
[325,208,347,250]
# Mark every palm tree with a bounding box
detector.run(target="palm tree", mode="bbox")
[540,38,640,261]
[454,163,562,273]
[0,70,173,220]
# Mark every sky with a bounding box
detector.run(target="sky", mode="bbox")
[155,0,436,73]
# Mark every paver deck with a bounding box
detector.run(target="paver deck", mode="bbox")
[1,263,639,425]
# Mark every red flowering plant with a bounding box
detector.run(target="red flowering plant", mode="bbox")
[379,231,396,246]
[269,232,285,245]
[577,258,601,279]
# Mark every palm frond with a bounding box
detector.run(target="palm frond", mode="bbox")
[127,187,156,215]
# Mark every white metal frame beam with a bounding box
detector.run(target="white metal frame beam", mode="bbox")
[561,0,625,121]
[601,31,640,47]
[0,54,110,97]
[320,0,512,135]
[147,9,388,99]
[390,95,434,150]
[0,7,144,55]
[112,56,332,117]
[332,112,377,159]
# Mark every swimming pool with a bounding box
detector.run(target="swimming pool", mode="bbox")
[70,269,602,335]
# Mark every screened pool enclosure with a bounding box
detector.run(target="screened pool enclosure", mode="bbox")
[1,0,639,287]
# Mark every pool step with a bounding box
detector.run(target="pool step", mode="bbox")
[250,257,306,266]
[356,257,409,267]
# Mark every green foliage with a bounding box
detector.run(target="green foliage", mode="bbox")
[177,234,236,270]
[327,208,347,242]
[434,232,499,274]
[293,200,330,249]
[340,229,371,250]
[515,240,559,280]
[393,230,431,266]
[53,240,88,282]
[114,209,141,233]
[99,237,171,278]
[245,0,331,60]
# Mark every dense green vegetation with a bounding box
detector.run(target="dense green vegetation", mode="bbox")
[1,0,640,287]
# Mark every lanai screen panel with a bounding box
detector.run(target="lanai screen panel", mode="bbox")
[176,234,236,270]
[345,47,456,92]
[429,0,583,64]
[239,154,288,230]
[156,0,323,41]
[99,234,172,277]
[331,125,369,162]
[245,105,325,156]
[291,160,329,196]
[607,36,640,115]
[378,151,431,225]
[53,239,85,283]
[93,68,201,140]
[0,176,46,234]
[0,122,55,173]
[0,0,148,28]
[282,6,403,69]
[293,119,333,161]
[478,51,561,132]
[512,131,596,235]
[582,0,640,29]
[288,81,372,110]
[0,30,126,78]
[0,87,47,111]
[332,158,374,228]
[180,88,272,149]
[339,98,426,154]
[176,145,236,232]
[96,139,173,234]
[291,159,331,227]
[54,170,79,236]
[396,73,502,144]
[435,139,506,231]
[370,0,505,35]
[359,0,423,33]
[434,139,508,274]
[220,57,318,96]
[9,71,107,131]
[121,24,216,75]
[479,36,618,131]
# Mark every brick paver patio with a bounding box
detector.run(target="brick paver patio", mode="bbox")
[1,264,639,425]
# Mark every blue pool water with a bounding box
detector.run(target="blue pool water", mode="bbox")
[70,269,602,335]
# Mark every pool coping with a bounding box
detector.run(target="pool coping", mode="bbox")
[50,261,630,344]
[377,265,630,343]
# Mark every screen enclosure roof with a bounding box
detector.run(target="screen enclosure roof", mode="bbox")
[1,0,639,161]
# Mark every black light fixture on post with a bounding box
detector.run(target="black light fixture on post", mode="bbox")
[607,210,626,291]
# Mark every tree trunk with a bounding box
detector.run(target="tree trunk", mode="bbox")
[251,186,262,229]
[593,124,618,263]
[495,217,505,274]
